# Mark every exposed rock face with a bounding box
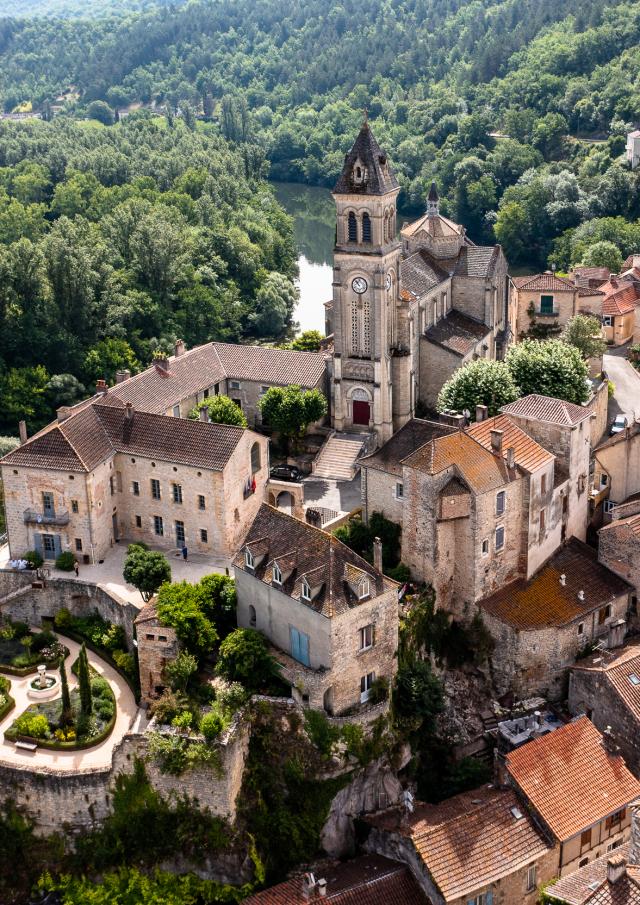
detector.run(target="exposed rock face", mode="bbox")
[321,760,403,858]
[436,664,492,746]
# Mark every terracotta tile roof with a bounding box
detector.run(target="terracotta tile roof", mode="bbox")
[0,398,250,472]
[572,644,640,727]
[600,512,640,542]
[479,538,631,630]
[245,855,429,905]
[506,717,640,842]
[572,267,611,284]
[453,245,501,278]
[365,786,551,900]
[109,341,326,414]
[546,844,640,904]
[577,287,606,298]
[333,122,399,196]
[233,504,396,617]
[358,418,455,476]
[467,414,554,473]
[511,273,576,292]
[501,394,592,426]
[596,421,640,451]
[399,251,449,300]
[402,429,517,493]
[424,310,490,357]
[401,211,464,239]
[601,284,639,317]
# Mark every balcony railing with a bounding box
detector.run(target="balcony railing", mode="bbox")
[23,508,69,526]
[537,309,560,317]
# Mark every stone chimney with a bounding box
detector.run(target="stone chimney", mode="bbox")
[153,354,170,375]
[18,420,27,445]
[506,446,515,469]
[607,854,627,884]
[490,429,503,455]
[124,402,134,421]
[317,878,327,898]
[476,404,488,423]
[439,411,465,428]
[56,406,72,423]
[602,725,619,755]
[115,369,131,384]
[610,277,618,289]
[199,407,208,422]
[629,799,640,865]
[96,379,108,396]
[373,537,383,573]
[174,339,185,358]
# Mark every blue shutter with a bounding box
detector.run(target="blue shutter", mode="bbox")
[290,627,300,662]
[53,535,62,557]
[486,893,494,905]
[299,631,310,667]
[34,534,43,557]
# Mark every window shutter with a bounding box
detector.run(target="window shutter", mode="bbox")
[34,534,43,557]
[53,535,62,557]
[486,892,494,905]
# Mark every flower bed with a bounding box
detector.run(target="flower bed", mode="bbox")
[4,672,117,750]
[0,621,67,676]
[0,676,15,722]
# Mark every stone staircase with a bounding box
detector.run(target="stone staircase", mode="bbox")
[313,432,366,481]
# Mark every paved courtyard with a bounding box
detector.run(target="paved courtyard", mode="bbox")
[0,631,140,771]
[303,473,362,515]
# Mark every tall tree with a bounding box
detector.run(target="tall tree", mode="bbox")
[77,643,92,717]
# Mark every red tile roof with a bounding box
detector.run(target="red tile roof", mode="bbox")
[244,855,429,904]
[546,844,640,904]
[467,414,554,473]
[365,786,551,900]
[501,394,592,426]
[402,430,517,493]
[512,273,576,292]
[506,717,640,842]
[572,644,640,727]
[601,283,639,317]
[479,538,631,630]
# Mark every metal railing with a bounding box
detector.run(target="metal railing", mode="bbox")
[23,508,70,526]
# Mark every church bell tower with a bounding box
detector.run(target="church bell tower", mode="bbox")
[330,119,410,445]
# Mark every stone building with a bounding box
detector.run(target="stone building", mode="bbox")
[329,121,509,443]
[598,512,640,606]
[546,840,640,904]
[511,273,583,339]
[362,784,558,905]
[592,423,640,526]
[504,717,640,876]
[569,645,640,778]
[0,394,269,563]
[135,599,179,703]
[479,538,632,699]
[233,503,398,716]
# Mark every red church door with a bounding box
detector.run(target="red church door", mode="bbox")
[352,400,371,426]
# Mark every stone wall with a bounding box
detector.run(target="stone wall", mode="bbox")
[586,380,609,450]
[360,466,404,528]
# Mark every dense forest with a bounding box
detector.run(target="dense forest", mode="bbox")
[1,0,640,274]
[0,114,297,434]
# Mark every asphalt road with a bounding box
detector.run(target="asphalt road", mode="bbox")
[604,349,640,423]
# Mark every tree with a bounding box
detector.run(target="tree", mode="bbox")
[59,654,72,725]
[436,359,520,418]
[581,240,623,272]
[155,581,218,661]
[77,643,92,717]
[250,272,297,338]
[393,659,444,734]
[45,373,85,408]
[290,330,323,351]
[216,628,279,692]
[506,339,590,404]
[196,574,237,637]
[123,545,172,602]
[259,385,327,448]
[189,395,248,427]
[87,101,115,126]
[82,339,140,385]
[163,651,198,692]
[561,315,606,360]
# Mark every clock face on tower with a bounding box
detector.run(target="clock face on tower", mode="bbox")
[385,273,392,291]
[351,277,367,294]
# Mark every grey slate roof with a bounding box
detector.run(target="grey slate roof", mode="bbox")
[400,251,449,300]
[333,122,399,196]
[424,310,490,357]
[453,245,501,278]
[358,418,455,476]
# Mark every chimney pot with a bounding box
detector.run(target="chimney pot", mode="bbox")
[490,429,503,454]
[199,407,208,422]
[578,589,585,601]
[317,878,327,898]
[174,339,185,357]
[475,404,489,423]
[18,420,27,445]
[125,402,134,421]
[373,536,383,573]
[96,379,108,396]
[153,354,170,375]
[506,446,515,469]
[607,855,627,884]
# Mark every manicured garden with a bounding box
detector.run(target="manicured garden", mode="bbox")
[0,620,67,676]
[0,676,14,721]
[53,608,137,690]
[4,645,117,750]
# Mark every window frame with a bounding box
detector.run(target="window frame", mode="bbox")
[495,526,505,551]
[172,483,183,504]
[526,865,537,893]
[301,578,311,601]
[150,479,161,500]
[245,548,254,570]
[200,528,208,543]
[132,480,140,497]
[603,315,613,327]
[395,481,404,500]
[496,490,506,516]
[359,624,374,651]
[540,294,554,315]
[481,539,489,556]
[172,404,181,418]
[358,579,371,600]
[71,499,79,513]
[273,562,282,586]
[198,494,206,511]
[153,515,164,536]
[360,671,376,703]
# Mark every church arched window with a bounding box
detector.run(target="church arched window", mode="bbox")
[362,212,372,243]
[348,211,357,243]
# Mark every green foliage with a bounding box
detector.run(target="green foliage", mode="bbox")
[77,643,92,716]
[216,628,279,693]
[87,100,115,126]
[506,338,590,404]
[189,395,248,427]
[149,688,190,725]
[123,544,171,602]
[23,549,43,569]
[581,240,623,272]
[156,581,218,661]
[164,651,198,692]
[333,511,402,569]
[200,709,226,741]
[259,385,327,447]
[14,712,50,739]
[0,436,19,457]
[303,709,341,757]
[55,551,76,571]
[196,574,237,639]
[0,799,62,905]
[561,314,606,360]
[415,738,492,803]
[393,659,444,734]
[59,655,72,725]
[437,359,520,417]
[82,339,140,385]
[290,330,323,351]
[148,732,220,776]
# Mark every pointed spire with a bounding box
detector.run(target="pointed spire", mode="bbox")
[427,181,439,217]
[333,121,399,196]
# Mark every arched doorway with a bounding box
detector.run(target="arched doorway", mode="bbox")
[351,387,371,426]
[276,491,293,515]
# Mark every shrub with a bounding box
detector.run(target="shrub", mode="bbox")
[97,701,115,721]
[216,628,279,692]
[14,712,50,739]
[7,620,30,640]
[164,651,198,692]
[156,581,217,660]
[123,547,172,602]
[304,710,340,757]
[149,689,188,725]
[387,562,411,583]
[23,550,43,569]
[368,675,389,704]
[200,709,226,741]
[30,630,56,653]
[55,551,76,571]
[112,650,135,678]
[171,711,193,731]
[215,681,248,715]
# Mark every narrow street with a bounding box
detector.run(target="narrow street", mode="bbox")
[603,347,640,424]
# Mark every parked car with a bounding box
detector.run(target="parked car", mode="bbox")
[270,463,301,482]
[610,414,628,435]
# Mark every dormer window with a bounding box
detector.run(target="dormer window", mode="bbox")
[245,548,254,570]
[358,579,371,600]
[301,577,311,601]
[273,563,282,586]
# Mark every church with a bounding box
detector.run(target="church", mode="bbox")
[326,120,510,445]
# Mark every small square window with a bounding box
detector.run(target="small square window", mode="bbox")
[604,500,615,514]
[200,528,208,543]
[135,515,142,528]
[71,499,79,513]
[600,474,609,487]
[74,538,82,551]
[158,635,167,642]
[230,380,241,390]
[260,385,270,395]
[146,634,155,641]
[577,622,584,636]
[603,315,613,327]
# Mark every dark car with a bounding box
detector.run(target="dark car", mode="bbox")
[270,463,301,482]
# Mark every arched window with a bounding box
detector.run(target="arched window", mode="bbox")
[348,211,357,242]
[362,212,372,243]
[249,604,256,627]
[245,548,254,570]
[383,213,388,243]
[251,441,261,474]
[273,562,282,585]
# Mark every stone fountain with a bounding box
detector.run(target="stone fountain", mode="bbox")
[27,663,59,700]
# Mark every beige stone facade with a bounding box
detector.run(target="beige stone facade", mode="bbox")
[511,274,578,338]
[135,602,180,704]
[594,424,640,512]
